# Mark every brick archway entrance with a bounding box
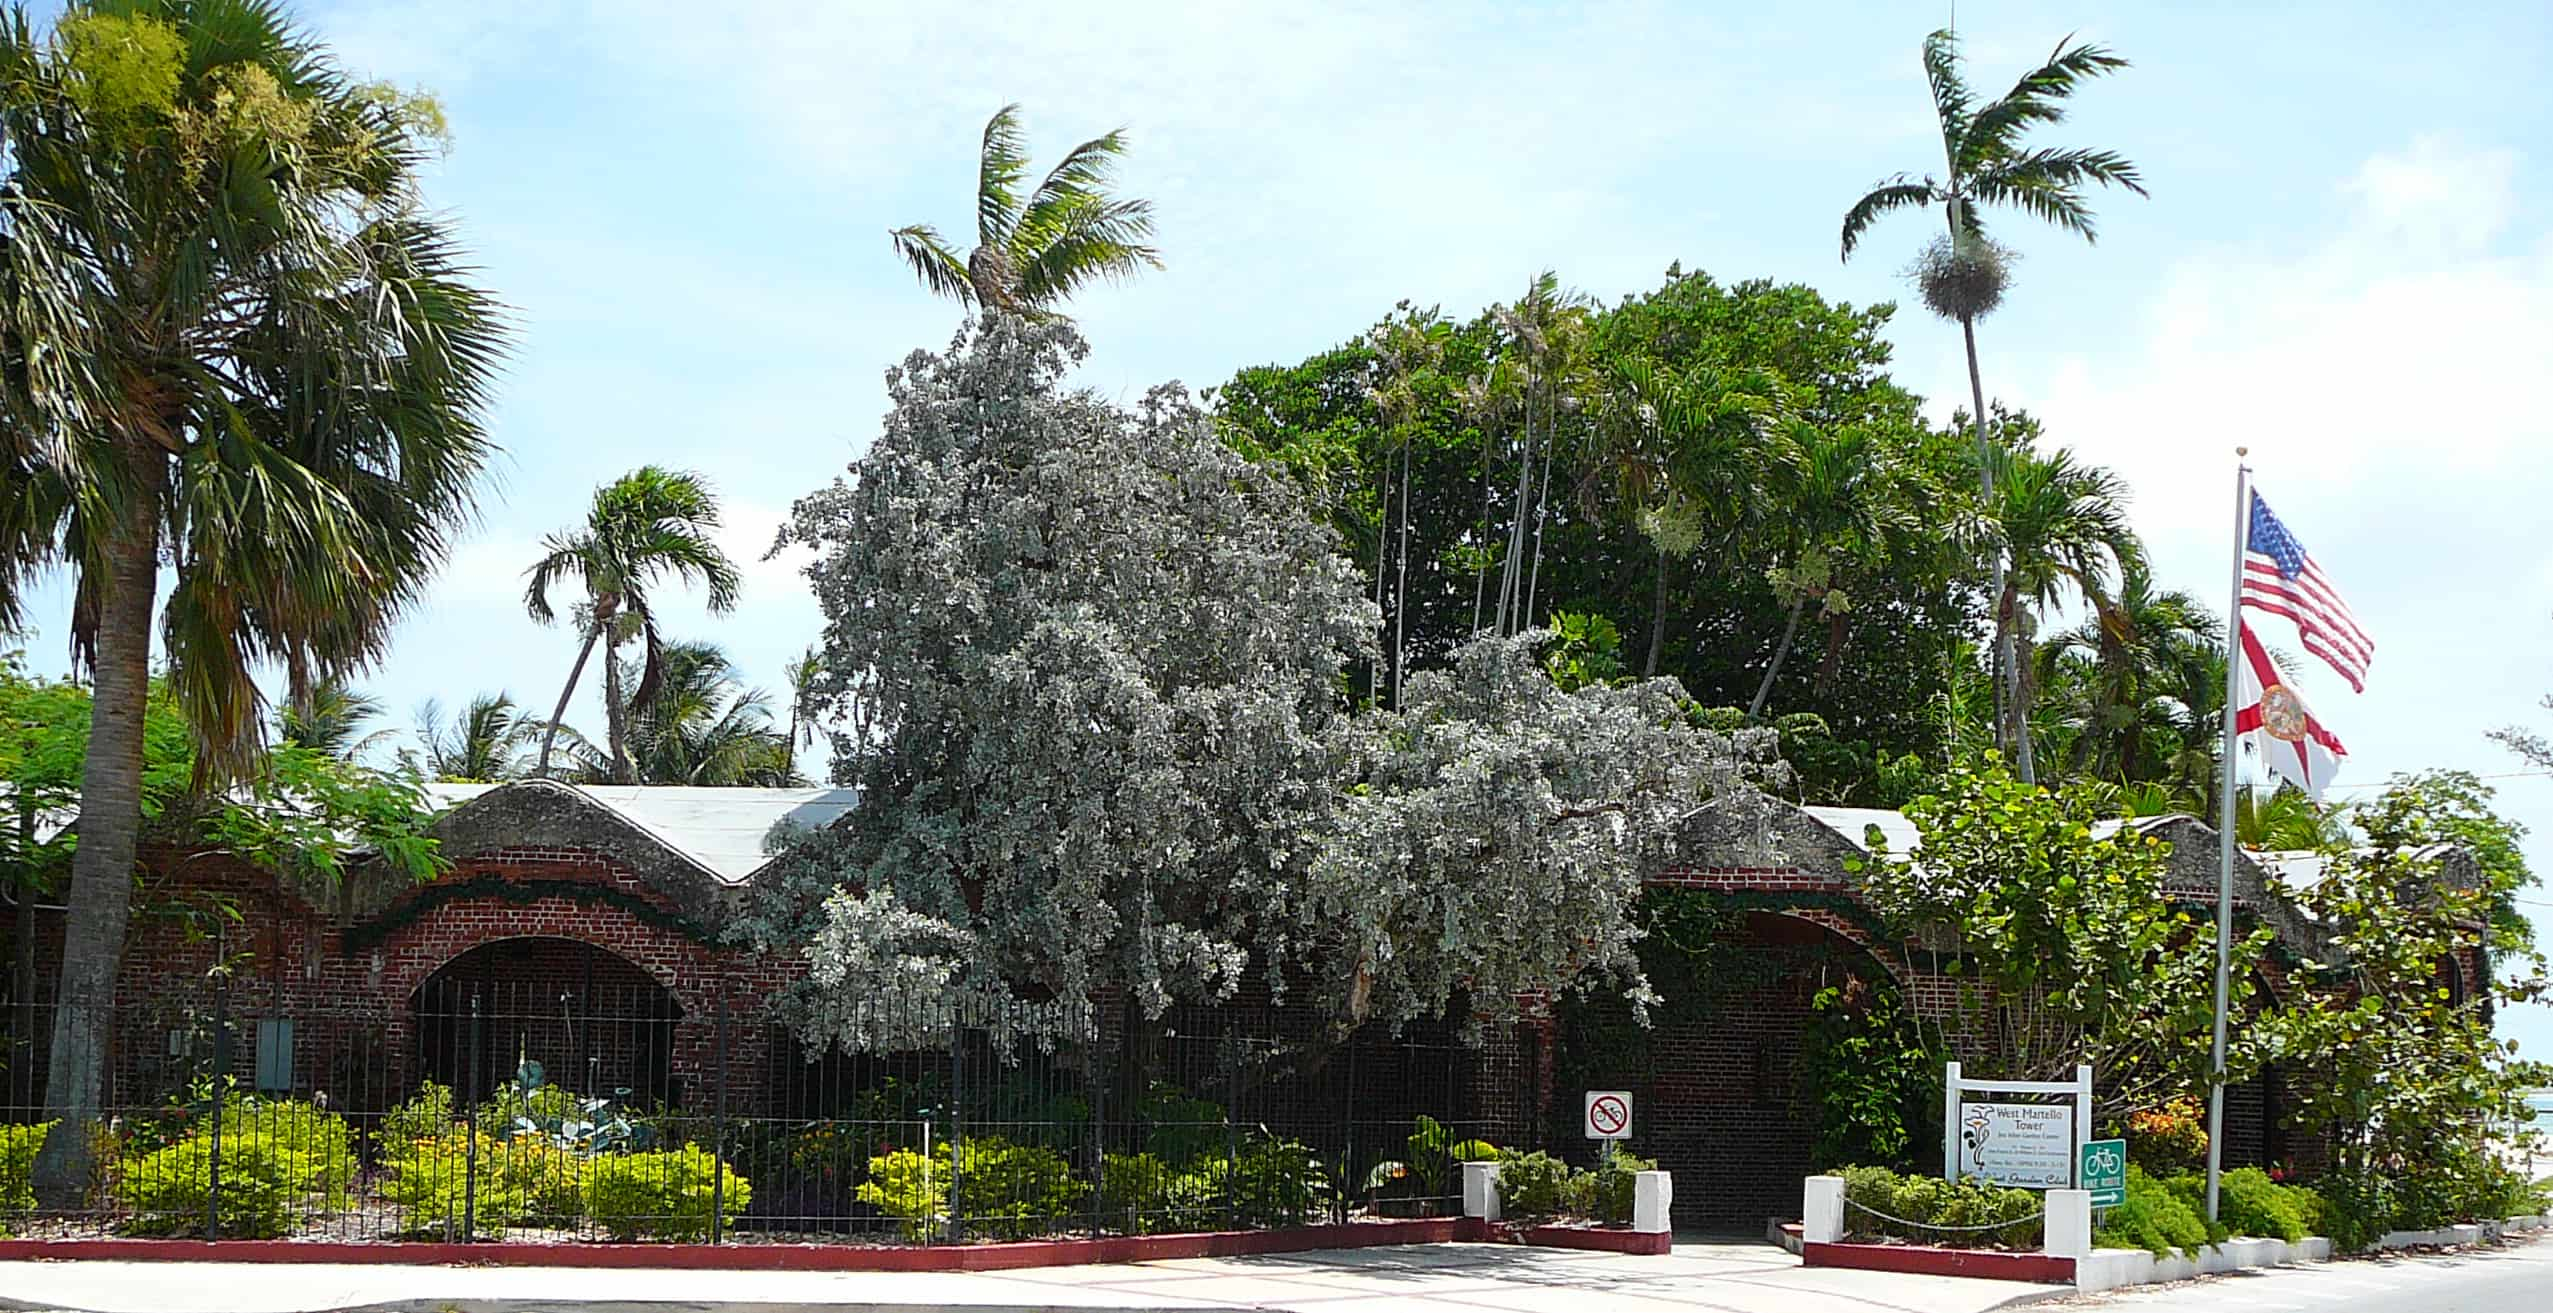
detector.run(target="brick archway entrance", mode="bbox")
[412,937,683,1106]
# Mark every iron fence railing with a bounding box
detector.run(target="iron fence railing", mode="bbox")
[0,981,1525,1245]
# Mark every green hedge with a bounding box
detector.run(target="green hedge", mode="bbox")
[2097,1165,2214,1258]
[584,1145,751,1242]
[121,1132,321,1238]
[1838,1165,2041,1249]
[0,1122,47,1215]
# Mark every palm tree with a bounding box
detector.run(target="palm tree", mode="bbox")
[275,679,397,761]
[1984,444,2144,779]
[1587,358,1796,675]
[525,469,742,782]
[1487,273,1595,637]
[0,4,503,1195]
[1840,27,2147,779]
[891,104,1162,318]
[410,693,545,782]
[783,646,823,756]
[1745,423,1918,719]
[2036,564,2219,782]
[585,640,795,787]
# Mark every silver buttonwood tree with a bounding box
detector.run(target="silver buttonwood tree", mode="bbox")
[755,318,1780,1053]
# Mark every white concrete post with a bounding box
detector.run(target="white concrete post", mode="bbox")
[1803,1175,1845,1245]
[1461,1159,1501,1223]
[1943,1060,1963,1180]
[1633,1170,1673,1234]
[2074,1064,2094,1186]
[2045,1189,2093,1260]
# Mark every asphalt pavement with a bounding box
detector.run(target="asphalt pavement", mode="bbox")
[2070,1234,2553,1312]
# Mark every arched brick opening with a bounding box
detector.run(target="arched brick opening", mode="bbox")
[411,937,683,1106]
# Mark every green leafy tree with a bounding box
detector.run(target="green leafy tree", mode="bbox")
[2260,774,2549,1243]
[583,639,794,787]
[524,468,742,783]
[1861,759,2269,1119]
[0,2,502,1196]
[1841,28,2147,779]
[407,692,543,783]
[890,103,1161,318]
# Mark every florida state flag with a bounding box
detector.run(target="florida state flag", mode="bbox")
[2233,621,2347,800]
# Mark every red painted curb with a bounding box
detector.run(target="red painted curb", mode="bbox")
[0,1220,1483,1272]
[1802,1240,2073,1283]
[1514,1225,1672,1255]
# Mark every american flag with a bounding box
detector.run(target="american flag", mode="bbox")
[2241,491,2373,692]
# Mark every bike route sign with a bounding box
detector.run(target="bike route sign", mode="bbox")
[2080,1137,2127,1207]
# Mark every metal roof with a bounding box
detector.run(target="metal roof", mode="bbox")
[422,782,859,885]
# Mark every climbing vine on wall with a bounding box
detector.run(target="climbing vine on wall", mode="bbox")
[1794,974,1938,1173]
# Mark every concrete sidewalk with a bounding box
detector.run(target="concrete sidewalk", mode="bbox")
[0,1241,2059,1313]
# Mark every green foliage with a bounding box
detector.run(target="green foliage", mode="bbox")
[214,1099,355,1208]
[55,12,184,129]
[379,1132,526,1238]
[382,1082,456,1150]
[1868,760,2270,1116]
[2124,1097,2207,1176]
[1491,1150,1580,1218]
[1797,977,1934,1172]
[1837,1165,2040,1249]
[0,1122,48,1213]
[582,1146,751,1242]
[120,1132,322,1238]
[2094,1165,2212,1258]
[1542,611,1625,691]
[856,1136,1087,1242]
[1589,1146,1656,1226]
[1097,1152,1221,1234]
[1194,1136,1334,1229]
[2188,1167,2314,1243]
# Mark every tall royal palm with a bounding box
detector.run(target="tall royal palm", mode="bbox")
[1840,27,2146,780]
[0,3,503,1195]
[525,468,741,782]
[891,103,1161,318]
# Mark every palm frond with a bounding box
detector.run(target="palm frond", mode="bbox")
[1921,28,1973,171]
[1016,127,1135,239]
[975,103,1030,247]
[890,224,974,307]
[1839,177,1937,259]
[1012,194,1162,308]
[1962,36,2134,171]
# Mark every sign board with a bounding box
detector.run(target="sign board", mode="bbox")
[1583,1090,1633,1140]
[1943,1062,2094,1192]
[2080,1138,2127,1207]
[1954,1101,2077,1188]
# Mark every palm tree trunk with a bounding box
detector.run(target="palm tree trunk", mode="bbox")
[602,633,631,784]
[1961,311,2030,783]
[1391,439,1411,705]
[534,622,604,779]
[1814,612,1850,695]
[1644,547,1669,676]
[1471,424,1493,638]
[1523,409,1555,630]
[33,448,164,1206]
[1499,384,1537,635]
[1748,598,1809,720]
[1371,446,1391,700]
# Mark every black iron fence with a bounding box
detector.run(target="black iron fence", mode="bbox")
[0,981,1525,1245]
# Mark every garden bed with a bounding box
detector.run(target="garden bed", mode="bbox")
[1801,1239,2073,1284]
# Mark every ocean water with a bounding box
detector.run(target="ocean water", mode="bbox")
[2531,1090,2553,1120]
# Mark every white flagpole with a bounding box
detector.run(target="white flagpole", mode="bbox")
[2206,449,2252,1224]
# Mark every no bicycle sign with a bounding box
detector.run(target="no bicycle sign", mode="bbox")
[1584,1090,1633,1140]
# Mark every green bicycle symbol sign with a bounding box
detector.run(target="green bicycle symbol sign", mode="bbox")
[2080,1138,2127,1207]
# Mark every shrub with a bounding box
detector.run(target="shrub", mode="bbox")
[1494,1150,1583,1218]
[858,1135,1086,1241]
[1098,1151,1219,1234]
[1589,1146,1656,1225]
[584,1145,752,1242]
[121,1132,320,1238]
[1838,1165,2040,1249]
[2125,1099,2209,1177]
[1134,1083,1226,1168]
[0,1122,49,1214]
[502,1138,588,1227]
[381,1081,455,1150]
[1218,1136,1333,1229]
[215,1099,354,1207]
[379,1131,528,1238]
[2217,1167,2312,1243]
[2096,1165,2213,1258]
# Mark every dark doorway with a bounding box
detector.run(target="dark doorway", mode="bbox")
[411,937,682,1106]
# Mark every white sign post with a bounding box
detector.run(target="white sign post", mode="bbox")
[1943,1062,2093,1190]
[1584,1090,1633,1141]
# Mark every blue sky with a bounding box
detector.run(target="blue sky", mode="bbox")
[15,3,2553,1057]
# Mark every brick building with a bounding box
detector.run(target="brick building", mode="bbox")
[0,779,2484,1231]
